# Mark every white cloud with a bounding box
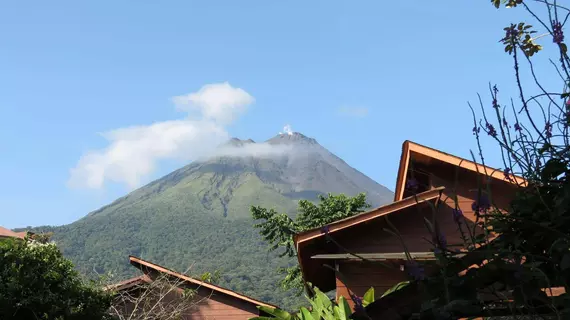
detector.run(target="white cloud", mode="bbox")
[68,82,255,190]
[172,82,254,125]
[337,106,369,118]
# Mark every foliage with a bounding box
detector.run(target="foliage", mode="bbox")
[358,1,570,318]
[251,286,375,320]
[379,281,409,299]
[0,236,113,320]
[198,270,222,284]
[251,193,371,292]
[23,214,305,310]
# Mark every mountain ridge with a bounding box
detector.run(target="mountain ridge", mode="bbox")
[23,131,394,309]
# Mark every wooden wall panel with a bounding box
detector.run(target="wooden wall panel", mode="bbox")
[336,261,409,310]
[329,162,522,312]
[117,272,262,320]
[187,291,259,319]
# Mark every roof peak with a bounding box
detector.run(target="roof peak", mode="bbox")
[128,256,278,308]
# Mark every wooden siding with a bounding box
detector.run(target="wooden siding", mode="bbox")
[330,202,444,255]
[186,290,260,319]
[329,161,520,310]
[114,272,262,320]
[335,261,409,309]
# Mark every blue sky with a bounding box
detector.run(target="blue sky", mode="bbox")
[0,1,553,228]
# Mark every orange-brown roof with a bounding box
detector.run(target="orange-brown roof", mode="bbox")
[129,256,277,309]
[394,140,526,202]
[0,226,26,240]
[104,275,152,292]
[294,187,445,246]
[294,188,445,292]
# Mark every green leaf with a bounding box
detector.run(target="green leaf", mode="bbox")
[337,296,352,319]
[362,287,375,307]
[381,281,410,298]
[299,307,315,320]
[257,306,293,320]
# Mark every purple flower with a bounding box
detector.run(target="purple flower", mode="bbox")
[452,208,464,223]
[350,293,364,312]
[502,118,509,127]
[405,260,425,281]
[514,122,522,132]
[492,98,499,108]
[472,194,491,214]
[472,126,480,135]
[406,178,419,192]
[553,21,564,44]
[486,122,497,137]
[545,121,553,138]
[320,225,330,235]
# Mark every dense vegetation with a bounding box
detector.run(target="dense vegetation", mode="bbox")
[0,236,112,320]
[25,215,305,310]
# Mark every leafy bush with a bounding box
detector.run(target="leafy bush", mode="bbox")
[252,286,375,320]
[0,236,113,320]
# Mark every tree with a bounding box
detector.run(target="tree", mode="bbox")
[0,236,113,320]
[251,193,370,292]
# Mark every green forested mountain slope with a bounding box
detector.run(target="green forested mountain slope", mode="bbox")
[23,132,393,309]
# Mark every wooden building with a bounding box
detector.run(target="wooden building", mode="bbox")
[293,140,524,310]
[108,256,276,320]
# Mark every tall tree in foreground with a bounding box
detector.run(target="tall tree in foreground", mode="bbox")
[251,193,370,293]
[0,235,113,320]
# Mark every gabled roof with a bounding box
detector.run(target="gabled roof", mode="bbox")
[0,226,26,240]
[394,141,526,202]
[293,188,444,292]
[104,275,152,292]
[294,187,445,246]
[128,256,277,309]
